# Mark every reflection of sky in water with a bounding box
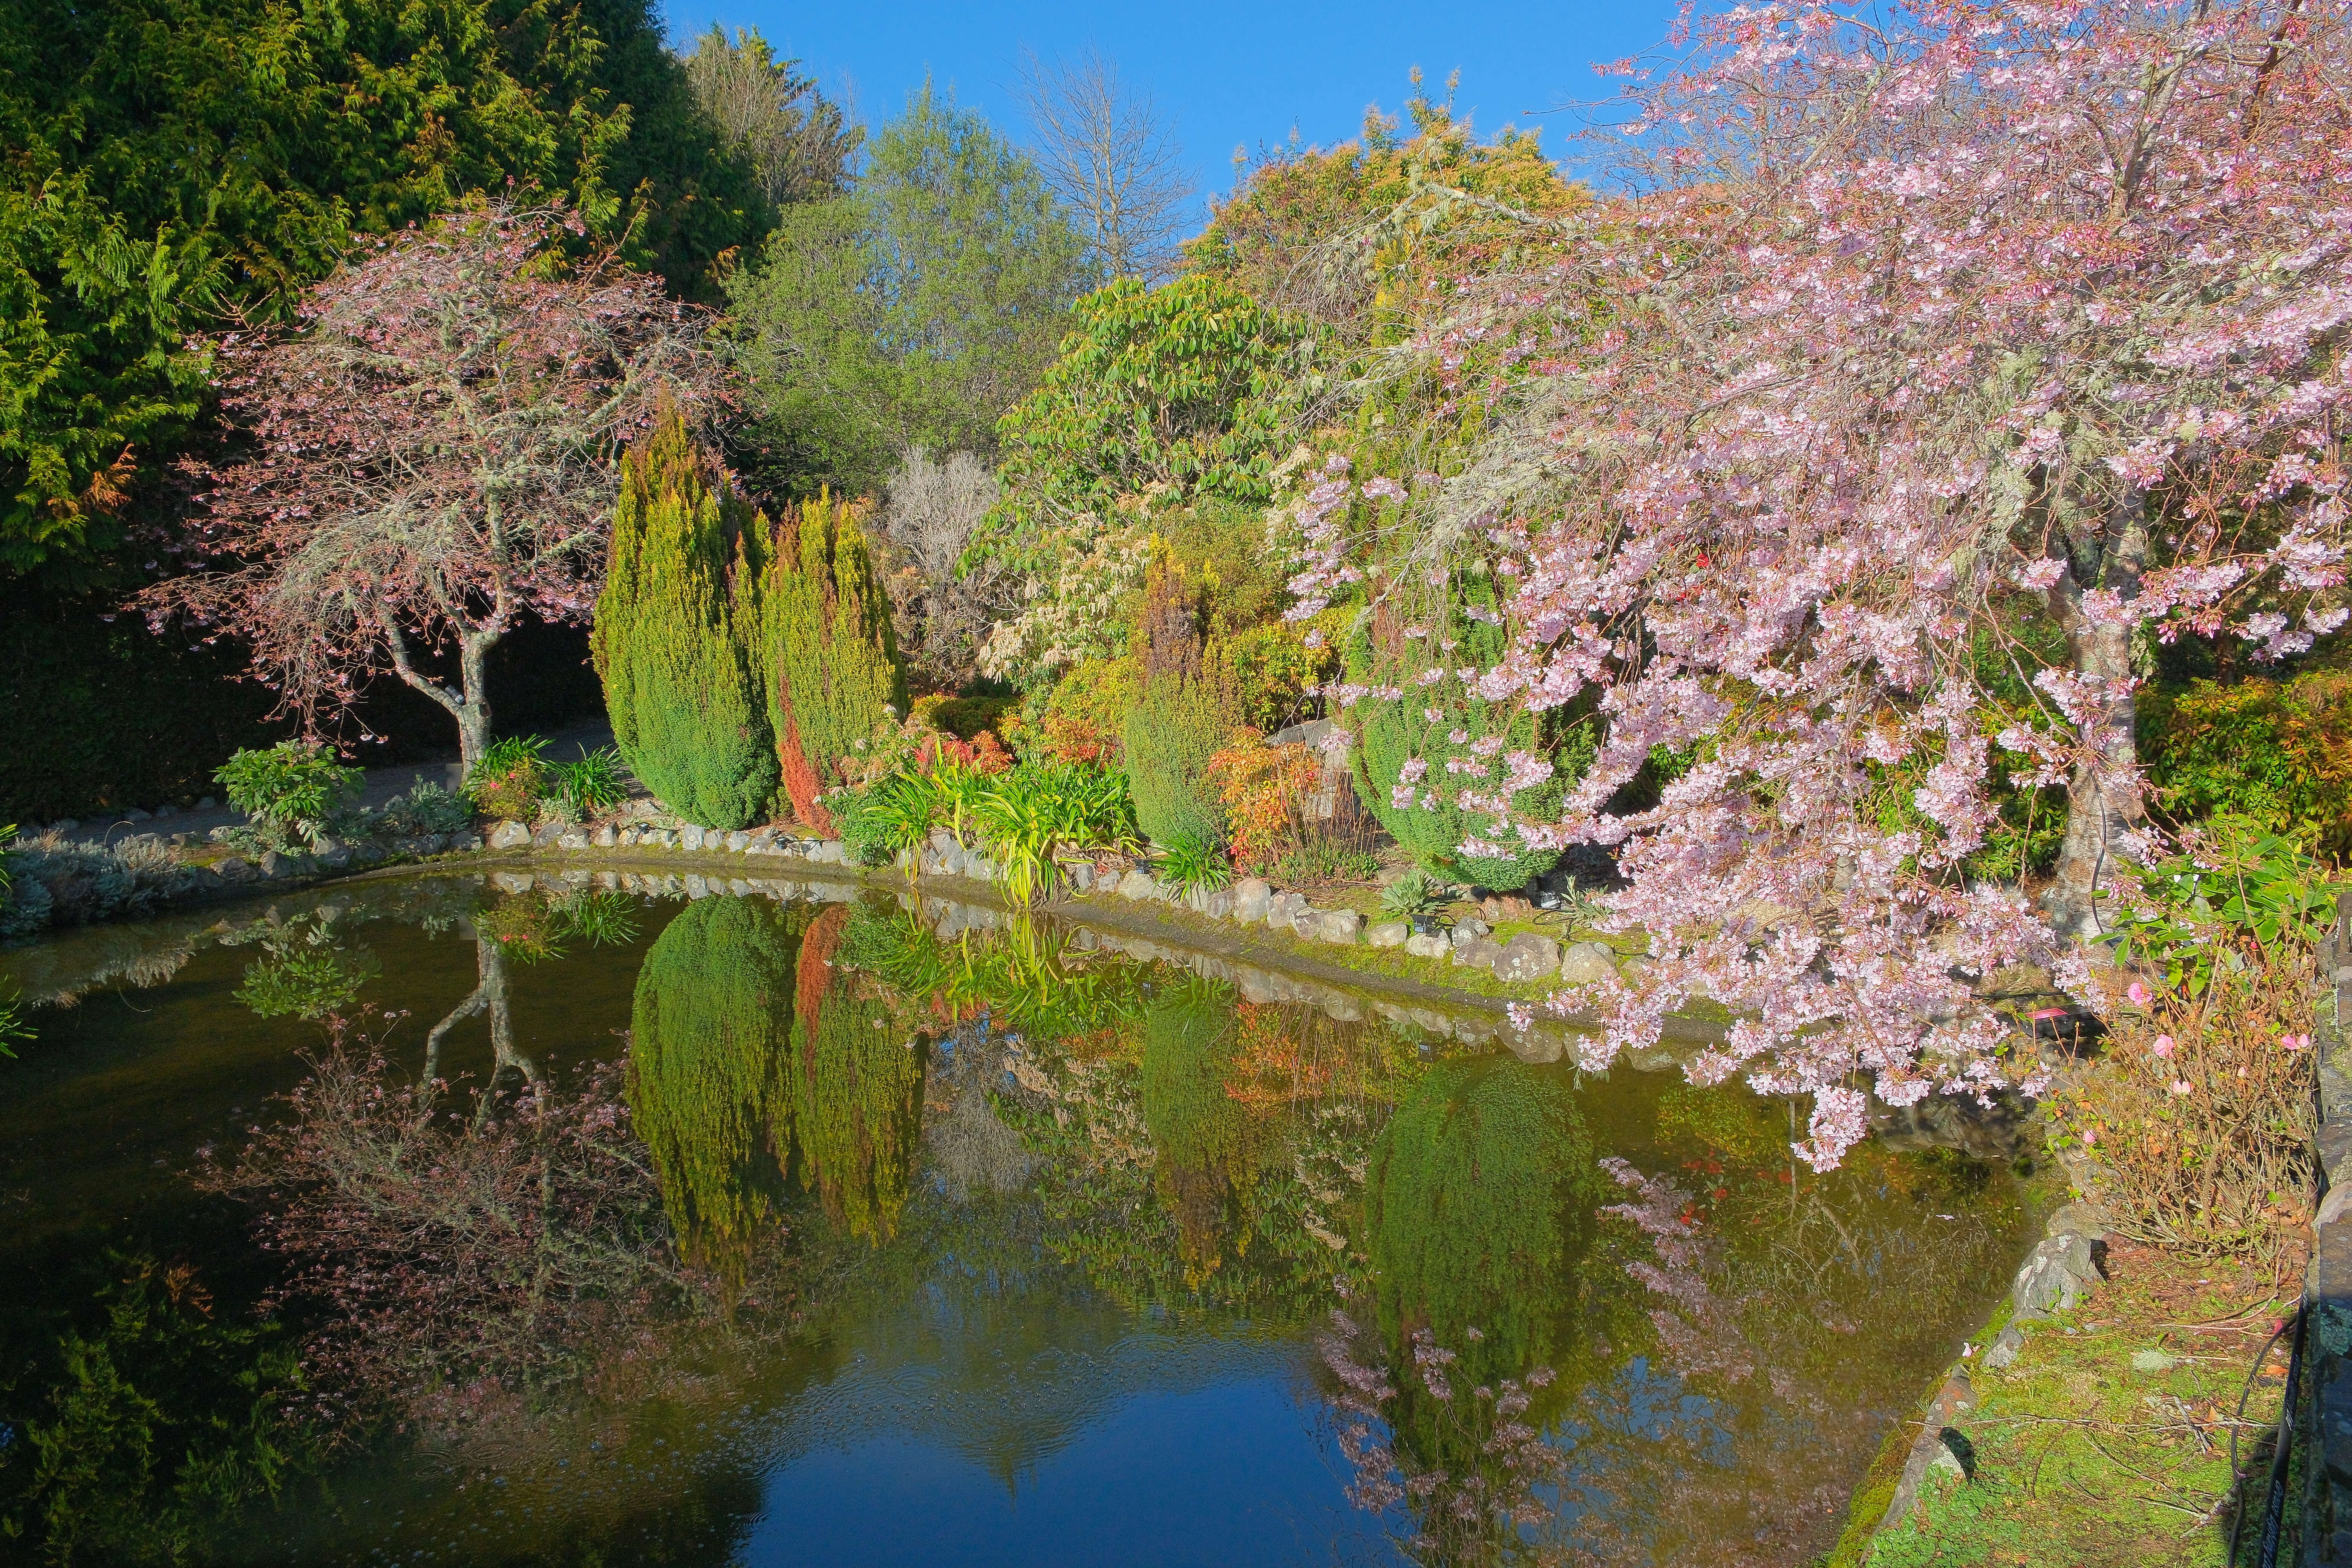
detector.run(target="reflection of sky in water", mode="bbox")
[747,1363,1405,1567]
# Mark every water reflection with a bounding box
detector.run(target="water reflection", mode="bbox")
[0,879,2032,1568]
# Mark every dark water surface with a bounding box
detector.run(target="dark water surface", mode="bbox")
[0,872,2034,1566]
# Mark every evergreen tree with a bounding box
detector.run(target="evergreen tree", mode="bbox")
[762,496,906,832]
[1121,551,1232,847]
[593,411,777,828]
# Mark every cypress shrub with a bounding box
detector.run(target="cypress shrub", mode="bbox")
[1121,551,1234,846]
[593,412,777,830]
[1124,676,1233,848]
[627,897,799,1254]
[1345,559,1582,888]
[763,495,907,833]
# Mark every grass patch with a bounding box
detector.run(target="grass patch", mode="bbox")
[1845,1238,2299,1568]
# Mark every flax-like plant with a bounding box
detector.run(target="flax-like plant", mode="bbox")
[1157,833,1231,897]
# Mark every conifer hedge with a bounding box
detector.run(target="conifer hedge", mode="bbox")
[762,496,906,832]
[593,413,777,829]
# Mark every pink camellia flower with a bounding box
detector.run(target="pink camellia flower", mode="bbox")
[2170,1080,2193,1097]
[2283,1034,2312,1052]
[2150,1035,2176,1058]
[2126,982,2152,1008]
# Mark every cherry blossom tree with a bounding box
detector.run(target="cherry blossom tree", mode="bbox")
[141,202,728,768]
[1295,0,2352,1166]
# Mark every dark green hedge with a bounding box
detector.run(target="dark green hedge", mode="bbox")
[1,583,603,824]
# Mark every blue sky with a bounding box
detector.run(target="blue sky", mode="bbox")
[656,1,1688,220]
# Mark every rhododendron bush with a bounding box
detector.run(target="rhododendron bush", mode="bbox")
[1290,0,2352,1166]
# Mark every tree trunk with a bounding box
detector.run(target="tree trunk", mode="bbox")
[384,622,502,773]
[2044,489,2152,936]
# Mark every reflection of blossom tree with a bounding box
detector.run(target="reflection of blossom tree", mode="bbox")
[421,926,530,1112]
[1327,1055,1597,1564]
[1318,1294,1564,1566]
[202,1026,700,1433]
[1596,1156,1753,1386]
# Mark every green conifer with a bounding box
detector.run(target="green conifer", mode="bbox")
[762,495,907,832]
[593,412,778,829]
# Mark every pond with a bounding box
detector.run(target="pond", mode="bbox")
[0,869,2034,1566]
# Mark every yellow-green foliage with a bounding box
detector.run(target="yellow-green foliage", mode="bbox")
[763,494,907,827]
[2142,663,2352,858]
[1122,675,1233,847]
[593,412,776,830]
[787,907,925,1243]
[1185,81,1586,343]
[1139,982,1268,1278]
[627,897,798,1252]
[1365,1057,1592,1402]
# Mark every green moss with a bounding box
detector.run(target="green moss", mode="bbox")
[593,411,777,830]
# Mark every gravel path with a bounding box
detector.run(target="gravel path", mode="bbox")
[37,721,618,846]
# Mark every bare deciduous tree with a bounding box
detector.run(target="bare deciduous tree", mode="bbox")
[683,26,862,210]
[876,447,1008,690]
[1012,47,1197,281]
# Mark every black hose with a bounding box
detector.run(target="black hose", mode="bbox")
[2226,1304,2304,1567]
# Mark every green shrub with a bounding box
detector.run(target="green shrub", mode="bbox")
[375,782,474,838]
[763,495,907,833]
[1345,561,1581,888]
[1123,676,1233,848]
[831,784,905,867]
[2142,665,2352,859]
[1380,870,1450,921]
[2100,815,2342,997]
[461,735,550,821]
[0,980,29,1058]
[594,412,776,831]
[214,741,363,848]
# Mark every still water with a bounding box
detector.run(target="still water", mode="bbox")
[0,871,2033,1566]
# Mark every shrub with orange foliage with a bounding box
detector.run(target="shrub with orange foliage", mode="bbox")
[1208,738,1323,871]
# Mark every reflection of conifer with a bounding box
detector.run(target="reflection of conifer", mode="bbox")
[1139,979,1269,1282]
[1365,1056,1594,1450]
[786,905,927,1243]
[628,897,799,1257]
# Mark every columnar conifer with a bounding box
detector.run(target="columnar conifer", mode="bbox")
[593,412,778,829]
[762,495,906,832]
